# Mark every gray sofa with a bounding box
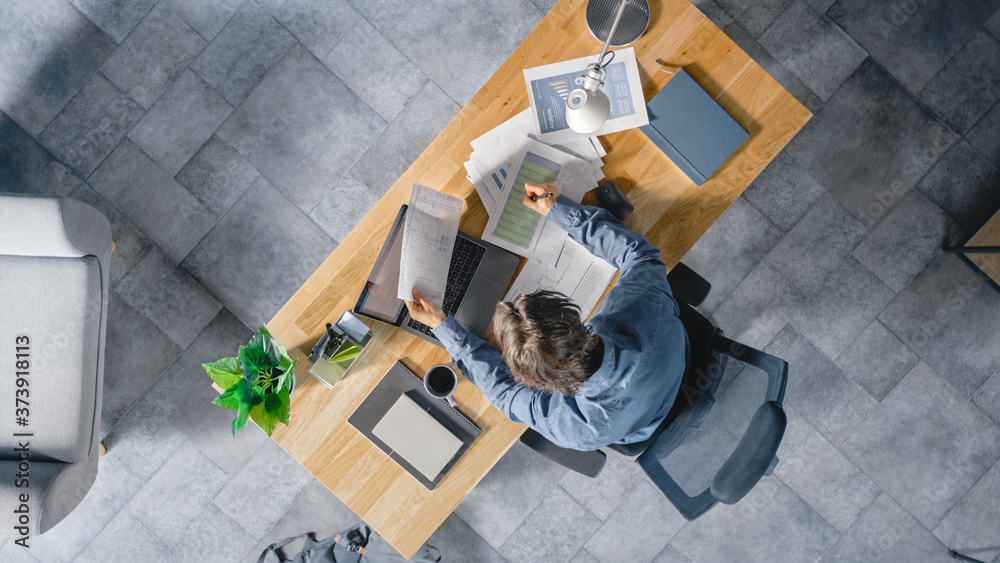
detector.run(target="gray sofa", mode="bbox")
[0,193,111,540]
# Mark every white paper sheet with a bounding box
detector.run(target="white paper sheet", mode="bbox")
[397,183,464,306]
[482,139,595,266]
[524,47,647,144]
[504,237,617,319]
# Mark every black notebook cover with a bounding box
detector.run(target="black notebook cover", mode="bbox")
[640,69,749,185]
[348,361,481,490]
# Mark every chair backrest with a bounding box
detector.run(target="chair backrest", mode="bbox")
[633,304,788,520]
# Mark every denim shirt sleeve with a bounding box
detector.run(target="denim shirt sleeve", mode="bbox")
[547,195,671,299]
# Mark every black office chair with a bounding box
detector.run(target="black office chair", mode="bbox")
[519,261,788,520]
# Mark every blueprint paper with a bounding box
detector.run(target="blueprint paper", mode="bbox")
[524,47,647,144]
[504,237,617,319]
[397,183,463,306]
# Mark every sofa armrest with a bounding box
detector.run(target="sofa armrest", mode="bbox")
[0,194,112,260]
[0,455,98,539]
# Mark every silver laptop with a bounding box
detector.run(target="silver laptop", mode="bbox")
[354,205,519,347]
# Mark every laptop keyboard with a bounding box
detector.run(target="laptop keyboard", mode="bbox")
[407,236,488,338]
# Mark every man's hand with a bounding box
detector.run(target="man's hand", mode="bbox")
[404,289,447,329]
[523,182,559,216]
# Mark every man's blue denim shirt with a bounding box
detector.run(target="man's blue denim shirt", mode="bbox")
[432,195,689,450]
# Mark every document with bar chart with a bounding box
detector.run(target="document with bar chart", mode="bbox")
[484,139,590,266]
[524,47,647,144]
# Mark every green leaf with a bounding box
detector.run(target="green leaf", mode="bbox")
[238,345,271,381]
[232,401,251,436]
[330,341,361,364]
[249,403,277,436]
[212,383,241,410]
[247,325,281,367]
[237,378,264,406]
[203,357,241,389]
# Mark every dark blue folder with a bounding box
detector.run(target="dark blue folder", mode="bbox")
[639,69,749,185]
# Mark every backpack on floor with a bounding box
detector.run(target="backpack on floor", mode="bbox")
[257,523,441,563]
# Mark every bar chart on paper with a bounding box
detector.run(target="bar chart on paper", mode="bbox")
[492,152,561,249]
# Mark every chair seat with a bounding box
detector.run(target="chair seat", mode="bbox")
[0,255,102,463]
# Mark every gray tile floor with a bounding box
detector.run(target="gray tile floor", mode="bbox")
[2,0,1000,561]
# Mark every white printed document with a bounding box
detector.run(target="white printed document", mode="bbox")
[397,183,463,306]
[482,138,596,266]
[524,47,647,144]
[504,238,618,319]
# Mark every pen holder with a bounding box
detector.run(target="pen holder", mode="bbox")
[307,312,372,388]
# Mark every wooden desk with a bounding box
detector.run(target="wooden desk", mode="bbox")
[266,0,811,556]
[946,202,1000,292]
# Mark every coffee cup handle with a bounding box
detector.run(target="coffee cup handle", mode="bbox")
[446,395,457,408]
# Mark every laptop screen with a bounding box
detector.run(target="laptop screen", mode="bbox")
[355,206,408,326]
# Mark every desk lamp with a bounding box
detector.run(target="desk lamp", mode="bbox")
[565,0,650,134]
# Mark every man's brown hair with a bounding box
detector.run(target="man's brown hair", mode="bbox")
[493,290,603,395]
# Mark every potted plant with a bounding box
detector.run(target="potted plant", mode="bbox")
[202,326,297,437]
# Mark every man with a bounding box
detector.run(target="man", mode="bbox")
[405,182,689,451]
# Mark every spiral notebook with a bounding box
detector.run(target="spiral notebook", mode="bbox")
[348,361,481,490]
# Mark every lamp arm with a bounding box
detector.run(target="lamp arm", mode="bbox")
[598,0,630,63]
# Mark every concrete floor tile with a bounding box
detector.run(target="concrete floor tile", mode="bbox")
[572,548,601,563]
[917,139,1000,231]
[190,0,297,106]
[0,0,115,136]
[163,0,244,41]
[765,192,868,296]
[37,73,145,177]
[933,460,1000,563]
[878,252,1000,397]
[819,492,951,562]
[217,44,386,210]
[559,449,646,521]
[652,545,693,563]
[258,0,360,59]
[499,486,602,563]
[765,325,877,445]
[99,3,206,109]
[841,362,1000,528]
[759,0,867,101]
[101,295,182,433]
[0,112,79,195]
[126,441,231,545]
[323,17,429,122]
[20,456,144,563]
[75,510,179,563]
[69,183,153,285]
[309,173,380,244]
[775,427,881,532]
[0,540,40,563]
[790,255,894,359]
[114,245,223,348]
[214,440,314,538]
[424,514,507,563]
[87,139,218,263]
[786,59,957,228]
[388,0,544,105]
[670,476,839,563]
[852,189,956,292]
[348,0,414,34]
[679,197,784,312]
[828,0,996,94]
[584,480,687,563]
[351,80,460,196]
[972,370,1000,426]
[181,176,337,329]
[919,30,1000,135]
[966,99,1000,169]
[245,480,360,560]
[835,320,920,401]
[181,503,257,563]
[145,309,269,477]
[103,397,187,481]
[456,441,568,549]
[712,261,806,350]
[741,151,825,233]
[127,69,233,175]
[175,135,260,217]
[71,0,158,44]
[715,0,792,38]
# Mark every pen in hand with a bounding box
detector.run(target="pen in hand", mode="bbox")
[529,191,554,202]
